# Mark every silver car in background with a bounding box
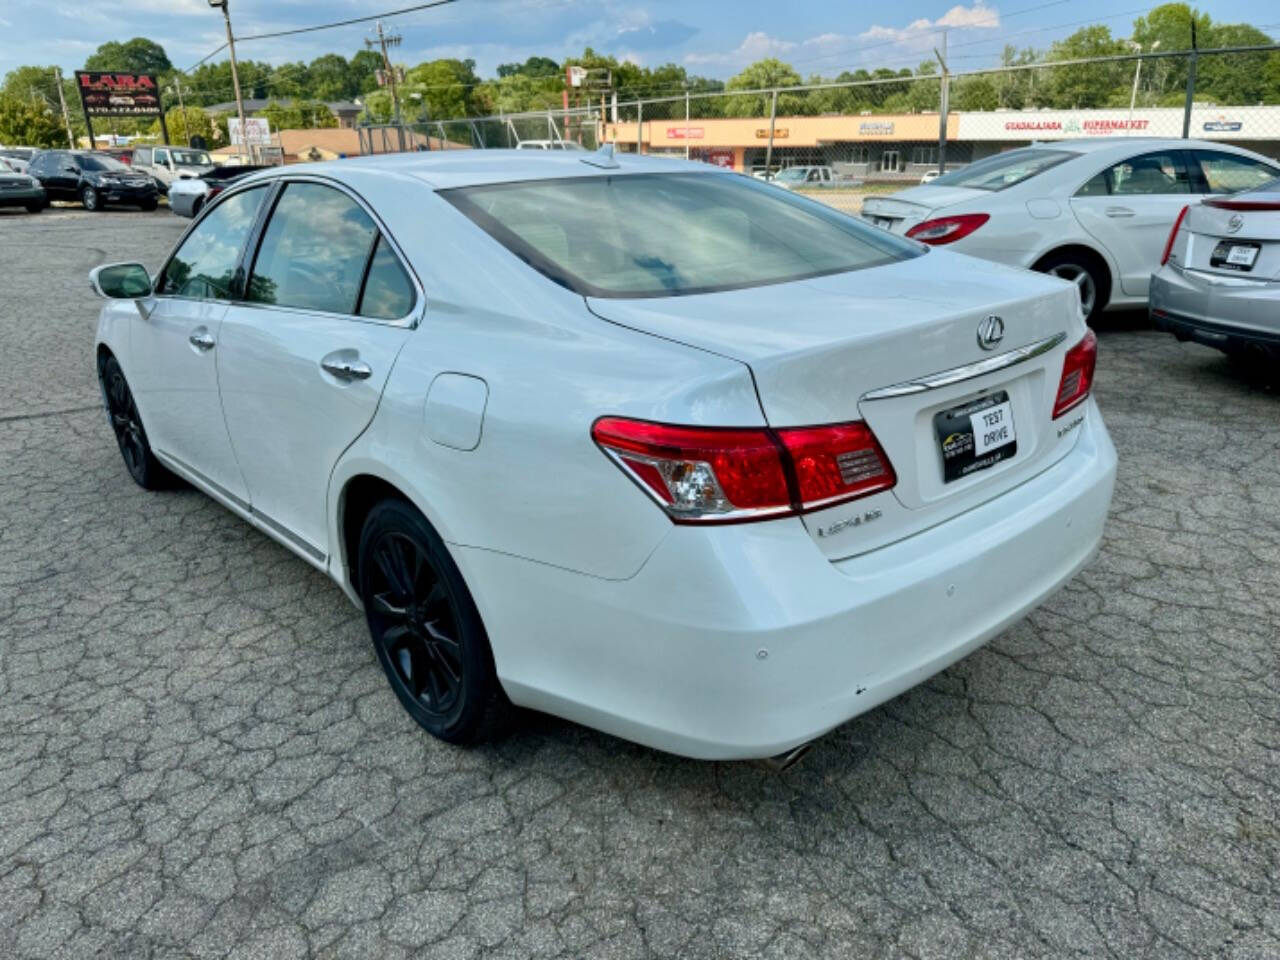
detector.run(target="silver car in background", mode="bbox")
[1150,179,1280,364]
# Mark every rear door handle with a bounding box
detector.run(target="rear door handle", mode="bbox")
[189,331,215,351]
[1104,206,1135,218]
[321,357,372,381]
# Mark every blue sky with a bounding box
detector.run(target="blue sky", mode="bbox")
[1,0,1277,80]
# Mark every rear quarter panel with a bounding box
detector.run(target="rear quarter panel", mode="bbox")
[330,184,765,583]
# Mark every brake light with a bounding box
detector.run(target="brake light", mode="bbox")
[1053,330,1097,419]
[905,213,989,246]
[1160,204,1190,266]
[1203,198,1280,212]
[592,417,895,524]
[207,186,224,199]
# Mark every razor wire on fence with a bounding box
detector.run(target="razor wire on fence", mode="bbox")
[355,45,1280,215]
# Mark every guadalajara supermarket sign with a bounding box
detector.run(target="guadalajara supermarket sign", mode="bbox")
[954,108,1256,141]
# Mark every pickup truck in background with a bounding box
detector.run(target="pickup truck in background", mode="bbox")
[770,165,863,189]
[130,145,216,191]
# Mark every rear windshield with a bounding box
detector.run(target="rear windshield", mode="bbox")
[80,155,129,172]
[928,149,1077,191]
[442,172,921,298]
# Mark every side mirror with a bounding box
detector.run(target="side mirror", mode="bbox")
[90,262,152,300]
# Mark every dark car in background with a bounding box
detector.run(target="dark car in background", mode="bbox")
[28,150,158,211]
[0,161,45,213]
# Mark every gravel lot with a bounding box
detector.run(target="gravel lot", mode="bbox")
[1,207,1278,959]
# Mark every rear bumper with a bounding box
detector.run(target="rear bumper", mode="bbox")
[0,187,43,206]
[1150,265,1280,354]
[460,402,1117,760]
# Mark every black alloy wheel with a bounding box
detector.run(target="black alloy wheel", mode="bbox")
[358,499,510,745]
[100,355,171,489]
[82,185,101,211]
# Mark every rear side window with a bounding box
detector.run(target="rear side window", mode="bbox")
[1080,151,1192,196]
[159,186,268,299]
[928,149,1076,191]
[134,147,152,166]
[1192,151,1280,194]
[154,149,169,166]
[358,236,415,320]
[247,182,376,314]
[443,172,920,299]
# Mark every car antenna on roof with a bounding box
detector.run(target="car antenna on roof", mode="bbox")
[580,142,619,170]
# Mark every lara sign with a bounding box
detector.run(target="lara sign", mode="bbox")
[75,72,163,118]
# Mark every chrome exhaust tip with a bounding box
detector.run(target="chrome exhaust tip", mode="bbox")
[755,741,813,773]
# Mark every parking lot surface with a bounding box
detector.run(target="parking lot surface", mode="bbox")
[1,209,1277,959]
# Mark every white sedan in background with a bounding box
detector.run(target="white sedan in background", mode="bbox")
[88,151,1115,764]
[862,138,1280,322]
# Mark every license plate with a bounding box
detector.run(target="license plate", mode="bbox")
[1211,241,1259,271]
[934,391,1017,483]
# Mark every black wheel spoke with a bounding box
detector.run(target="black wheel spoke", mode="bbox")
[371,591,408,619]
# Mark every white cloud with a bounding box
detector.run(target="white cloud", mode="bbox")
[684,4,1000,74]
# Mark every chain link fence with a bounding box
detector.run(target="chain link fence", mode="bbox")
[354,45,1280,216]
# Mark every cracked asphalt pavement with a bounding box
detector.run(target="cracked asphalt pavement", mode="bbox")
[1,207,1278,959]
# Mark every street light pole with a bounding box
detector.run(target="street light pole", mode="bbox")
[169,79,190,146]
[53,67,75,149]
[1127,40,1159,134]
[209,0,248,158]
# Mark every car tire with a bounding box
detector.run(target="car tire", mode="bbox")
[25,201,42,213]
[190,197,204,218]
[140,199,158,212]
[82,185,101,211]
[358,498,511,746]
[99,354,174,490]
[1034,250,1109,325]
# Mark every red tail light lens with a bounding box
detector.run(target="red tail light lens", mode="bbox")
[1160,204,1190,266]
[776,422,895,510]
[592,417,896,524]
[1053,330,1097,419]
[905,213,990,246]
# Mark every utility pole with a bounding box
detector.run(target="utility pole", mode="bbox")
[170,78,191,146]
[1182,19,1198,139]
[684,84,690,160]
[208,0,248,158]
[53,68,75,148]
[764,89,778,177]
[935,31,949,176]
[366,21,403,123]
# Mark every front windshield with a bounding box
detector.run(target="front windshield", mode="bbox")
[774,168,807,182]
[929,149,1077,191]
[172,150,212,166]
[443,172,922,299]
[80,155,129,172]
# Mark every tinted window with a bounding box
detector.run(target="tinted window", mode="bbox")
[1085,151,1191,196]
[358,236,414,319]
[80,155,128,172]
[1192,151,1280,194]
[159,186,267,300]
[444,172,921,299]
[247,182,377,313]
[929,149,1076,191]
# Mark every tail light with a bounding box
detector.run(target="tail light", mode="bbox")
[1160,204,1190,266]
[905,213,989,246]
[1053,330,1097,419]
[207,186,224,199]
[592,417,895,524]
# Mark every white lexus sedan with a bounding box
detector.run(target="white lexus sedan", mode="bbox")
[861,138,1280,323]
[90,150,1116,764]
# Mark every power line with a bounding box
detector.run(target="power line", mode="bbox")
[233,0,456,43]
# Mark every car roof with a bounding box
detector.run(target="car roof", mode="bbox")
[1029,137,1263,155]
[238,149,716,190]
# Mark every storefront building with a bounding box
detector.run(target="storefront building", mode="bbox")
[603,104,1280,177]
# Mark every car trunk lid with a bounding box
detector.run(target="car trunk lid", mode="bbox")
[1179,195,1280,281]
[586,252,1089,560]
[860,185,989,234]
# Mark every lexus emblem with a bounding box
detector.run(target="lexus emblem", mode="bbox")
[1226,214,1244,234]
[976,315,1005,351]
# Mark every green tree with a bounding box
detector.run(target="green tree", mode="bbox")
[149,106,218,146]
[953,75,999,111]
[350,50,384,97]
[1045,25,1128,108]
[307,54,351,101]
[722,59,807,117]
[258,99,337,130]
[0,93,66,146]
[497,56,560,79]
[84,38,172,75]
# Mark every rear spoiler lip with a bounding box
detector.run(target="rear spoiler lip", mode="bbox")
[1202,197,1280,212]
